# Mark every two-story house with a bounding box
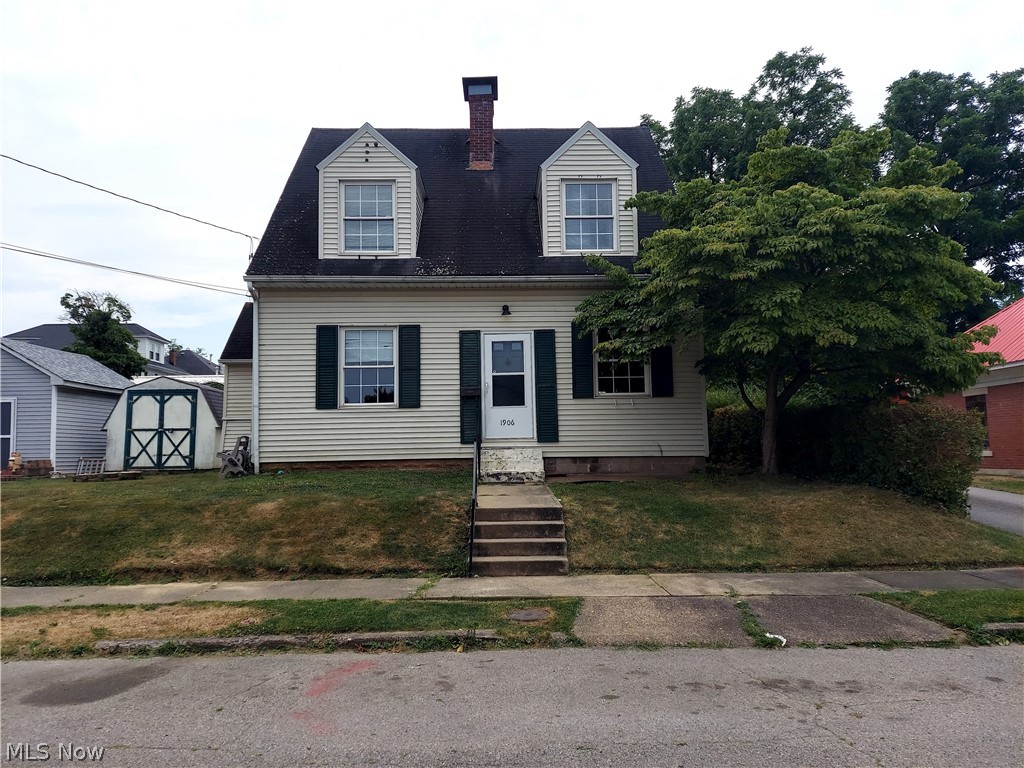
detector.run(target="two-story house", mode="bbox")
[220,76,709,478]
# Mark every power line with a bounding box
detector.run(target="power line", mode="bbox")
[1,154,260,253]
[1,242,251,297]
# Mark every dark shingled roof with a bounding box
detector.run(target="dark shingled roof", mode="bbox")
[220,303,253,361]
[5,323,171,349]
[247,127,671,279]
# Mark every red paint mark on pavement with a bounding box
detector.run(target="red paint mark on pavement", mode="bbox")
[304,660,378,698]
[290,709,335,735]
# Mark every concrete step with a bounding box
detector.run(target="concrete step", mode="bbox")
[474,520,565,539]
[474,506,563,522]
[472,538,567,557]
[479,448,545,483]
[471,556,569,577]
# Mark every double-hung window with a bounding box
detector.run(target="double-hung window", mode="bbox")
[343,329,395,404]
[564,182,614,251]
[343,183,395,253]
[595,329,647,395]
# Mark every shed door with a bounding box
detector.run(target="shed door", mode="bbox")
[125,390,197,469]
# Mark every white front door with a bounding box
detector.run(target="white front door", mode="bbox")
[482,333,534,440]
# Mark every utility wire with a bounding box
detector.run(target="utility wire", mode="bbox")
[1,243,250,297]
[1,154,260,253]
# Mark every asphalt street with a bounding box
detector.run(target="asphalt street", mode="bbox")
[2,646,1020,768]
[969,486,1024,535]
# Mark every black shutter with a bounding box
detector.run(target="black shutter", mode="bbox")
[534,329,559,443]
[651,345,674,398]
[459,331,481,444]
[571,322,594,399]
[398,325,420,408]
[315,325,339,409]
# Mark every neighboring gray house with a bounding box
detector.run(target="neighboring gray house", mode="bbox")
[0,339,131,473]
[104,377,224,471]
[3,322,218,377]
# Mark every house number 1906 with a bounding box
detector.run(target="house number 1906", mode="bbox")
[500,419,515,426]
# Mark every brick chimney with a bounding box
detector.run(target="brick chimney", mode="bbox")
[462,76,498,170]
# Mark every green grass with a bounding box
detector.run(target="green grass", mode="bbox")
[220,597,579,638]
[5,470,1023,585]
[558,474,1024,572]
[1,470,471,585]
[972,475,1024,495]
[0,598,582,658]
[873,589,1024,642]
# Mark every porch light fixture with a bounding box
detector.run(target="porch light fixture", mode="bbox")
[501,304,511,316]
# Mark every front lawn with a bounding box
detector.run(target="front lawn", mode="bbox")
[3,470,1022,586]
[1,470,471,585]
[557,475,1024,572]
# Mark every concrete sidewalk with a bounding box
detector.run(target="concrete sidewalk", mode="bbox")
[2,567,1020,608]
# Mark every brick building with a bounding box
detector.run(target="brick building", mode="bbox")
[940,298,1024,474]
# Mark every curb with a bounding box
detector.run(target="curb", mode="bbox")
[95,629,501,654]
[982,622,1024,636]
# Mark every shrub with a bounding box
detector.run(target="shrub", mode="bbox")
[832,401,985,515]
[708,406,760,470]
[708,401,986,513]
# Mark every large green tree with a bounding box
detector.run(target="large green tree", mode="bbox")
[575,128,999,474]
[60,291,148,378]
[648,48,857,183]
[880,68,1024,318]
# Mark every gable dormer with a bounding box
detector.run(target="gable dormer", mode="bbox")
[317,124,424,259]
[538,122,640,257]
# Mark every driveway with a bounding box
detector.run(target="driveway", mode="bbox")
[969,486,1024,536]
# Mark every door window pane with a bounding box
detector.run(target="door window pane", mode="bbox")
[493,375,526,407]
[491,341,524,373]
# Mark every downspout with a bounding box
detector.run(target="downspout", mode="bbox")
[250,287,260,474]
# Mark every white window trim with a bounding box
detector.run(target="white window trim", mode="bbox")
[341,181,398,256]
[341,327,398,407]
[1,397,16,455]
[592,332,650,397]
[562,179,618,254]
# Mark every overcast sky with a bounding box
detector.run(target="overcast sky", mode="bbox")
[2,0,1022,360]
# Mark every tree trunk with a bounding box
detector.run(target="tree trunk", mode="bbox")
[760,368,780,475]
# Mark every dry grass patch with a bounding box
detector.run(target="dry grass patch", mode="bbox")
[1,470,471,584]
[1,604,269,658]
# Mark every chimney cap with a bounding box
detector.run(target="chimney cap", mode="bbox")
[462,76,498,102]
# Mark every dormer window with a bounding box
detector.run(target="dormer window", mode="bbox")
[564,182,614,251]
[343,183,395,253]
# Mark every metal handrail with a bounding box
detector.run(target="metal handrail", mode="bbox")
[468,436,481,574]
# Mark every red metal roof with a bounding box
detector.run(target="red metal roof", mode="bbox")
[968,297,1024,364]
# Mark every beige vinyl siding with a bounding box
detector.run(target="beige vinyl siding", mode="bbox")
[222,363,253,451]
[320,130,416,258]
[542,131,637,257]
[256,288,707,463]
